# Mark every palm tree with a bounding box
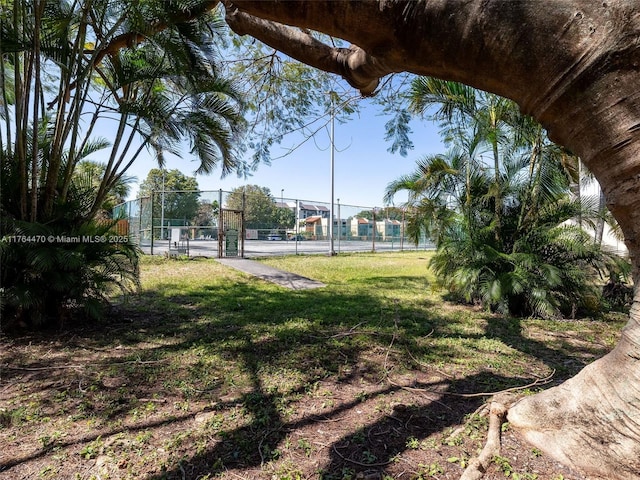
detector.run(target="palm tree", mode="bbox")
[384,129,487,246]
[1,0,246,225]
[409,78,518,246]
[0,0,246,328]
[388,81,628,318]
[73,160,137,216]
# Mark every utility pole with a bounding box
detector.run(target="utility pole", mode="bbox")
[160,169,166,240]
[329,93,336,255]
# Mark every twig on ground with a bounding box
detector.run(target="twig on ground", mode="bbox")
[400,384,454,410]
[383,308,399,374]
[406,346,455,379]
[258,434,266,466]
[388,369,555,398]
[2,363,84,371]
[258,427,283,466]
[327,322,367,338]
[108,359,170,366]
[178,460,187,480]
[309,414,349,423]
[2,358,170,372]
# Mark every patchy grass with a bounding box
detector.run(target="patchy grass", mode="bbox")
[0,251,626,479]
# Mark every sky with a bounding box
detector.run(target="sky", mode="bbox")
[126,99,446,210]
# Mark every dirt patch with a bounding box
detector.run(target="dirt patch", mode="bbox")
[1,328,588,480]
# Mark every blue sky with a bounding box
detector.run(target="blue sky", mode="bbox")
[127,99,445,209]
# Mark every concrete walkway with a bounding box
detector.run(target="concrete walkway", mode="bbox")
[216,258,326,290]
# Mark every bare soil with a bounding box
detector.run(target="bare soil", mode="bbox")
[1,319,597,480]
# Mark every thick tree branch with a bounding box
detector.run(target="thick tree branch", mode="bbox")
[224,2,391,96]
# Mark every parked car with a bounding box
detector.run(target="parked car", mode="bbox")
[288,234,305,241]
[266,234,282,241]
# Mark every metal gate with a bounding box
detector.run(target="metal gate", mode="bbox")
[218,208,244,258]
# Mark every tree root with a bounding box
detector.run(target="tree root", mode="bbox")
[459,393,516,480]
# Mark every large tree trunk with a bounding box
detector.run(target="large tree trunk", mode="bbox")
[224,1,640,478]
[508,314,640,478]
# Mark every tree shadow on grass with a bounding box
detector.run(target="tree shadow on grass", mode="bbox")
[0,268,615,479]
[1,279,442,476]
[139,296,608,479]
[483,315,613,383]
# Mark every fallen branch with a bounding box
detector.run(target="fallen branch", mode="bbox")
[383,312,400,373]
[2,363,84,371]
[406,346,455,379]
[328,322,370,338]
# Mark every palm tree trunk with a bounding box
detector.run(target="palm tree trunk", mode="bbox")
[595,187,606,245]
[492,136,502,245]
[574,157,582,228]
[0,31,12,161]
[30,0,45,222]
[13,2,28,220]
[516,129,541,234]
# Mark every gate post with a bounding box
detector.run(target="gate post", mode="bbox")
[150,191,155,255]
[218,189,223,258]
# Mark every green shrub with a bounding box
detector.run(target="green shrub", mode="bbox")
[1,216,139,330]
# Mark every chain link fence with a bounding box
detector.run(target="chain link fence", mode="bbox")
[114,189,434,258]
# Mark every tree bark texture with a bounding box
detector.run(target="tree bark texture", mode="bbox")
[224,1,640,478]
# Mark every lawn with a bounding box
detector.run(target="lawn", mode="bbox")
[0,251,626,480]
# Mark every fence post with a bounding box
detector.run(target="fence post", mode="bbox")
[295,199,299,255]
[150,191,155,255]
[137,199,142,247]
[372,207,376,252]
[337,199,341,254]
[401,208,405,252]
[218,189,223,258]
[241,191,246,258]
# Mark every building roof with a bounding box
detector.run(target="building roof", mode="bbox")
[299,203,329,212]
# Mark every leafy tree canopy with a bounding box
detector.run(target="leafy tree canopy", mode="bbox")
[139,168,200,225]
[192,200,220,226]
[226,184,282,229]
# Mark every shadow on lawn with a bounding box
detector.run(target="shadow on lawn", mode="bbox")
[0,268,612,479]
[138,293,600,479]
